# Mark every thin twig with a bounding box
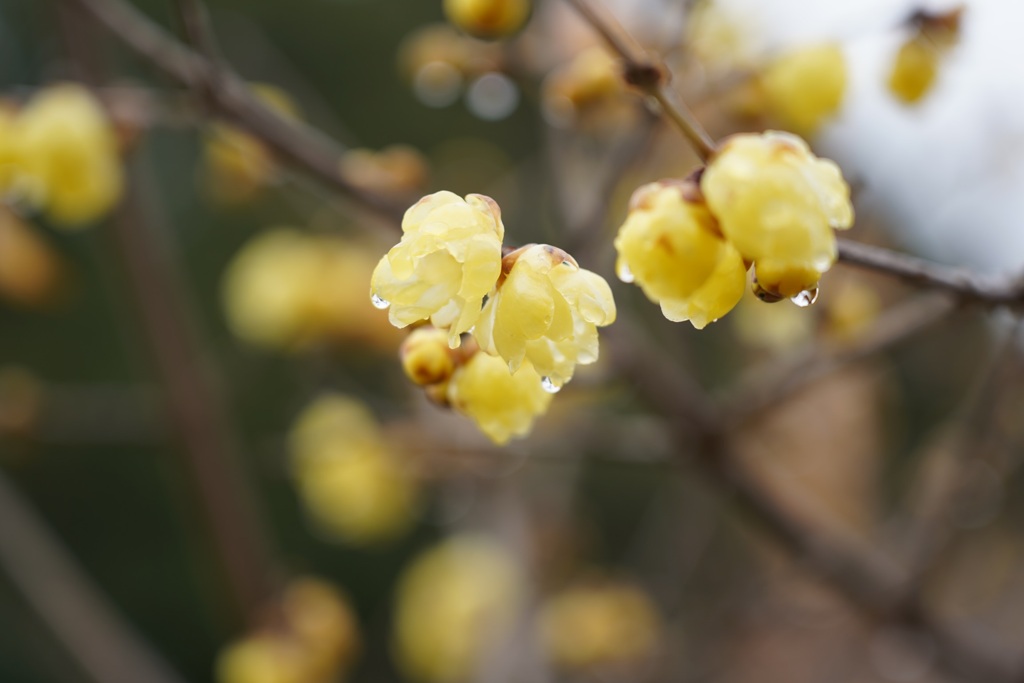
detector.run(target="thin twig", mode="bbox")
[562,0,715,159]
[58,0,408,223]
[0,471,188,683]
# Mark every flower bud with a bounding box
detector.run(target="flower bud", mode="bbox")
[401,327,457,386]
[444,0,531,40]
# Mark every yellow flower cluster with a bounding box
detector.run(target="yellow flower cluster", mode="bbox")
[443,0,531,40]
[216,577,360,683]
[615,131,853,326]
[0,84,123,228]
[372,191,616,444]
[393,535,523,683]
[539,579,661,672]
[288,394,418,545]
[223,229,400,352]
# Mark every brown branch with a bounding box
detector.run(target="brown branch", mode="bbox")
[838,239,1024,305]
[0,471,188,683]
[721,292,956,428]
[107,150,277,627]
[58,0,408,223]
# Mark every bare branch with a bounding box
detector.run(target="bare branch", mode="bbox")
[59,0,408,223]
[0,472,188,683]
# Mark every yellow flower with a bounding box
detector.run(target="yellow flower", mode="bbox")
[339,145,429,197]
[204,84,300,204]
[446,352,553,444]
[0,209,64,308]
[216,636,308,683]
[371,191,504,346]
[887,8,962,105]
[443,0,531,40]
[539,580,661,671]
[614,180,747,328]
[394,535,523,683]
[401,326,457,386]
[700,131,853,299]
[472,244,615,388]
[16,83,123,227]
[288,394,418,544]
[281,577,361,681]
[759,43,846,137]
[222,229,400,351]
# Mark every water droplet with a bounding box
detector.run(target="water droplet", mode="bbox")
[617,262,635,283]
[540,376,562,394]
[790,288,819,308]
[371,293,390,310]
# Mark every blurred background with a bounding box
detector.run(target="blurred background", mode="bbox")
[0,0,1022,682]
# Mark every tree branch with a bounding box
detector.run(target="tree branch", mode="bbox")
[58,0,408,223]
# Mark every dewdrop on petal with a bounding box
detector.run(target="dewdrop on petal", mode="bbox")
[701,131,853,300]
[288,394,418,545]
[759,43,846,137]
[371,191,504,347]
[472,244,615,389]
[444,0,531,40]
[614,180,746,328]
[539,580,661,672]
[394,535,523,683]
[447,352,553,444]
[15,83,123,227]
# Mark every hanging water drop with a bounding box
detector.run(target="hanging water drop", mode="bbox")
[371,293,390,309]
[790,287,819,308]
[617,262,635,283]
[540,376,562,394]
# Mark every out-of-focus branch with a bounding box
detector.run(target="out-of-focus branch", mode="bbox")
[837,240,1024,305]
[58,0,408,223]
[107,151,276,627]
[721,292,956,428]
[0,471,188,683]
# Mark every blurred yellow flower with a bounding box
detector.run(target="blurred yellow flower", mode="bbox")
[443,0,531,40]
[394,535,523,683]
[204,83,299,204]
[222,229,399,352]
[446,351,553,444]
[614,180,747,328]
[370,191,504,347]
[887,8,962,105]
[288,394,418,544]
[760,43,846,137]
[216,576,360,683]
[541,47,636,131]
[539,579,661,671]
[701,131,853,300]
[339,145,429,197]
[0,209,64,308]
[217,636,308,683]
[280,577,361,681]
[16,83,123,227]
[472,244,615,389]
